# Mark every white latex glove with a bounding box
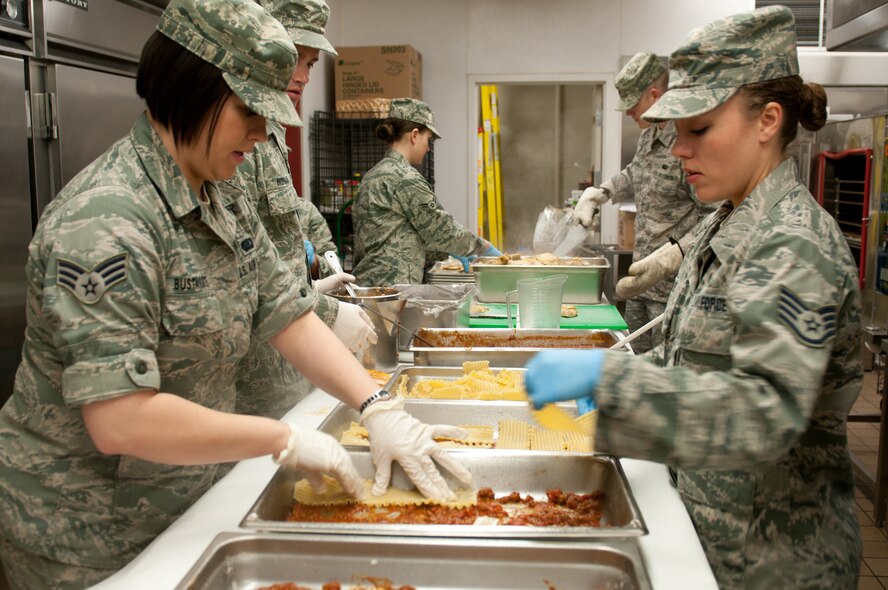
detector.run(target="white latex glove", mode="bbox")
[616,242,684,300]
[331,301,378,353]
[360,396,474,500]
[274,426,364,499]
[574,187,609,228]
[315,272,356,294]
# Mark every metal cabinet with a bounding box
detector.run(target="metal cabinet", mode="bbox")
[0,54,32,406]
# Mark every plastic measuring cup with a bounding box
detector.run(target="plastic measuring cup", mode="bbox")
[506,274,568,329]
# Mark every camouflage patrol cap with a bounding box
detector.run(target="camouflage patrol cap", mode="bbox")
[643,5,799,123]
[157,0,301,127]
[389,97,441,139]
[615,52,667,111]
[259,0,337,56]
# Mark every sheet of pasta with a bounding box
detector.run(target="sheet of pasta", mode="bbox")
[294,475,477,508]
[398,361,526,401]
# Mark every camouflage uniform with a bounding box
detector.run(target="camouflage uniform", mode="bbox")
[595,160,862,588]
[0,113,312,588]
[0,1,307,587]
[296,195,338,278]
[604,53,714,353]
[232,0,340,422]
[352,148,487,286]
[352,98,486,286]
[229,121,339,421]
[596,7,862,589]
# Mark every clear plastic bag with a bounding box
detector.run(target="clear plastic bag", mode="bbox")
[533,206,573,254]
[393,284,477,317]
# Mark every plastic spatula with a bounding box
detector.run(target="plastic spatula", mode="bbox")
[531,403,584,433]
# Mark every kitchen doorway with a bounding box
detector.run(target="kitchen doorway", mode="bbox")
[472,80,607,253]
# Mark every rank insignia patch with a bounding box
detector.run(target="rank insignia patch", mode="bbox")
[776,286,836,348]
[57,253,128,305]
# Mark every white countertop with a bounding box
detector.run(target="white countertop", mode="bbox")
[89,388,718,590]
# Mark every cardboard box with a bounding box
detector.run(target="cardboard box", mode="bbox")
[618,204,636,251]
[335,45,422,103]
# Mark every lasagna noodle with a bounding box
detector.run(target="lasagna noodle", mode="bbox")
[530,427,564,452]
[498,419,530,450]
[294,476,477,508]
[562,430,593,453]
[402,366,527,401]
[340,422,495,448]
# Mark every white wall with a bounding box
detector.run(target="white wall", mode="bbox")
[302,0,888,244]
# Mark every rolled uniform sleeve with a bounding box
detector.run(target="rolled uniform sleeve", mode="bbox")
[41,187,165,406]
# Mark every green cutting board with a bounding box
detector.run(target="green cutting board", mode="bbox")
[467,303,627,330]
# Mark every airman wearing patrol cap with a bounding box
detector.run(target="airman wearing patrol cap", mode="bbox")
[159,0,301,126]
[0,0,372,587]
[389,97,442,139]
[614,51,667,111]
[351,98,499,286]
[226,0,377,430]
[574,50,713,353]
[526,6,861,589]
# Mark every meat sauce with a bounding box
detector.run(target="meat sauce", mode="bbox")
[416,330,617,349]
[287,487,604,527]
[259,578,414,590]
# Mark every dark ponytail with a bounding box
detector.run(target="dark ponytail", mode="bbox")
[375,118,427,144]
[739,75,828,149]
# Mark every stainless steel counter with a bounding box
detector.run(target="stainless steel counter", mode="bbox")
[88,386,718,590]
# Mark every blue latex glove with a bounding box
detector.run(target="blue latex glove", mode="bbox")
[452,255,475,273]
[525,349,606,410]
[304,240,315,265]
[577,396,597,415]
[483,245,503,257]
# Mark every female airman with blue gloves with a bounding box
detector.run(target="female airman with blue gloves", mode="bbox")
[526,7,861,589]
[352,98,501,286]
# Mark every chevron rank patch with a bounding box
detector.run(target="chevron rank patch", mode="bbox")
[776,285,836,348]
[57,253,128,305]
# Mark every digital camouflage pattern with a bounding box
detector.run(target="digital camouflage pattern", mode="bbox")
[0,114,312,583]
[158,0,301,127]
[389,97,441,138]
[644,5,799,123]
[295,196,339,278]
[614,52,667,111]
[594,159,862,589]
[0,537,116,590]
[623,299,666,354]
[352,149,486,286]
[259,0,337,56]
[227,120,340,420]
[601,120,714,304]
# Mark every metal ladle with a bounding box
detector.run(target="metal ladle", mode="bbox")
[322,250,436,348]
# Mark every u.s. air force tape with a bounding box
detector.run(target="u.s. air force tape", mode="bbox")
[57,252,128,305]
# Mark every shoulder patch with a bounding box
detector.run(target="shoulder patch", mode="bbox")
[57,253,128,305]
[776,286,836,348]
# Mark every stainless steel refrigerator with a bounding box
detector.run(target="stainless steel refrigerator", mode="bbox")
[0,0,159,407]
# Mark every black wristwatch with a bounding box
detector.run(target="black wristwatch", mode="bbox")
[359,389,392,414]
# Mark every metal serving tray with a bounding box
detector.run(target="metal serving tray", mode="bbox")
[176,532,652,589]
[241,451,646,539]
[318,399,577,447]
[472,256,610,304]
[380,365,523,397]
[410,327,620,367]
